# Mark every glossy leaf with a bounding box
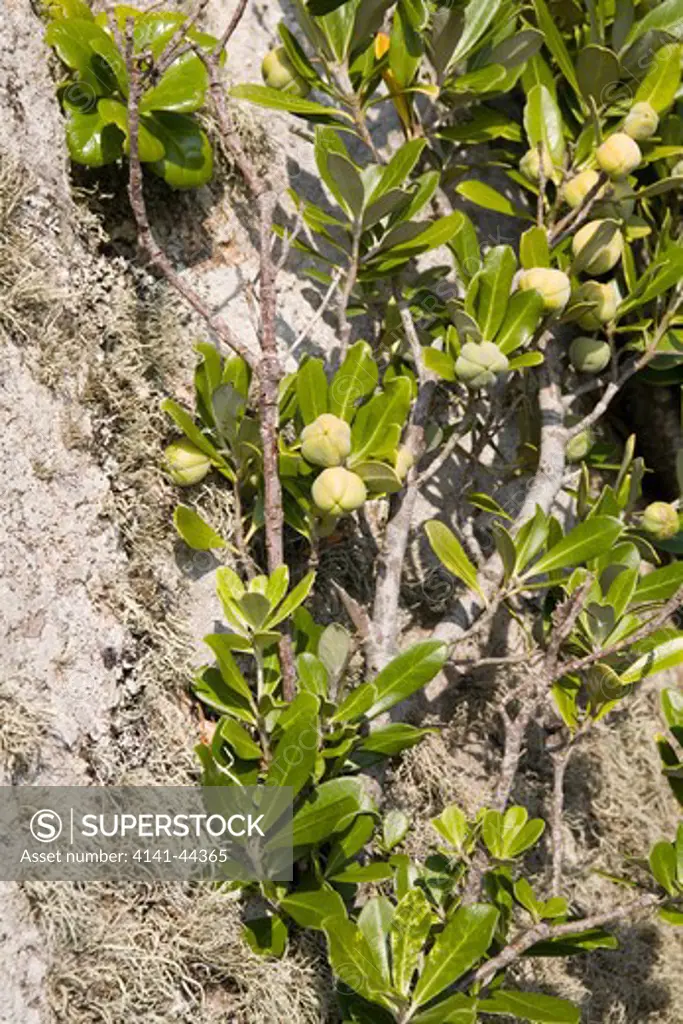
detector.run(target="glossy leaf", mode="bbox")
[634,42,682,111]
[147,112,213,188]
[523,517,623,578]
[456,180,530,219]
[476,245,517,340]
[524,84,565,164]
[445,0,502,71]
[412,904,499,1006]
[279,880,346,929]
[366,640,448,718]
[621,636,683,684]
[496,290,544,354]
[425,520,484,599]
[391,888,433,998]
[330,341,378,422]
[296,358,328,424]
[173,505,225,550]
[480,990,580,1023]
[230,83,351,121]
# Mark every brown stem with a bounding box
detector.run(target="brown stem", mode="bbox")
[458,893,662,993]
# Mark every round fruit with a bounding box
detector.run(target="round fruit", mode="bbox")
[164,439,212,486]
[623,102,659,141]
[566,427,594,463]
[518,267,571,313]
[261,46,310,97]
[596,132,642,179]
[519,146,554,183]
[454,341,509,389]
[573,280,618,330]
[300,413,351,467]
[562,169,601,209]
[311,467,367,514]
[569,336,611,374]
[572,220,624,275]
[641,501,679,540]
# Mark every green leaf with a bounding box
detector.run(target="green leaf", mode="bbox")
[649,840,677,894]
[64,107,124,167]
[329,341,378,422]
[289,777,372,849]
[455,180,530,219]
[383,809,410,850]
[96,99,166,162]
[326,152,365,217]
[266,571,316,628]
[296,652,328,697]
[219,718,262,760]
[412,904,499,1006]
[279,880,346,929]
[621,636,683,684]
[204,634,254,705]
[476,246,517,340]
[425,520,484,599]
[193,666,255,724]
[322,914,387,1004]
[377,211,466,261]
[317,0,359,61]
[520,226,550,271]
[391,888,433,998]
[296,358,328,424]
[439,109,522,144]
[366,640,448,718]
[243,914,288,957]
[318,623,351,682]
[147,112,213,188]
[523,517,623,578]
[634,42,682,110]
[623,0,683,47]
[524,84,565,164]
[350,377,412,463]
[266,692,319,796]
[531,0,582,102]
[230,83,351,121]
[576,45,621,105]
[480,990,580,1023]
[330,681,377,723]
[390,1,423,89]
[423,348,456,381]
[445,0,502,71]
[358,896,394,984]
[358,723,435,756]
[369,138,426,203]
[173,505,225,550]
[140,51,208,114]
[496,290,544,354]
[431,804,468,851]
[411,994,477,1024]
[46,18,125,94]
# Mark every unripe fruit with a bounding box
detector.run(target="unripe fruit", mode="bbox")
[518,268,571,312]
[261,46,310,97]
[562,169,601,209]
[300,413,351,467]
[623,102,659,141]
[572,220,624,275]
[569,336,611,374]
[573,280,618,330]
[395,445,414,481]
[312,467,367,514]
[519,146,554,183]
[566,427,594,463]
[641,501,679,540]
[596,132,642,179]
[164,439,212,486]
[455,341,509,389]
[672,159,683,177]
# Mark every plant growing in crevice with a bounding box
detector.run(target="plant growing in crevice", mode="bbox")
[44,0,683,1019]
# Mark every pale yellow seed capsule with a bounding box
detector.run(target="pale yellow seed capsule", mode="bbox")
[623,102,659,141]
[518,268,571,312]
[562,169,600,209]
[262,46,310,97]
[301,413,351,468]
[572,220,624,275]
[596,132,642,179]
[312,467,367,514]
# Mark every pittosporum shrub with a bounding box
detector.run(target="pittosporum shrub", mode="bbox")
[45,0,683,1020]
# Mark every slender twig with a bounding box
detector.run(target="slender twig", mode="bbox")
[337,218,363,361]
[291,269,342,355]
[549,171,608,247]
[367,297,437,672]
[548,739,572,896]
